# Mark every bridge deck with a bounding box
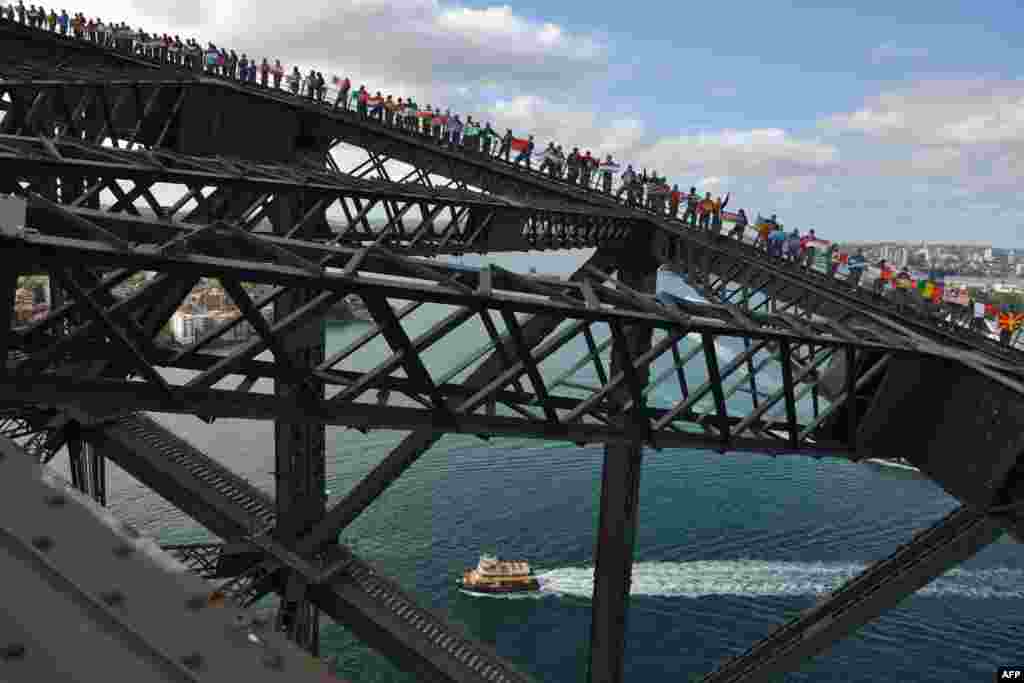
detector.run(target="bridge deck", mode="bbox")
[0,432,348,683]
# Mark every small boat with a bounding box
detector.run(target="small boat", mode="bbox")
[864,457,921,473]
[459,554,541,594]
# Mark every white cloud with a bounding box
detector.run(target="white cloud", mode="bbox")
[822,80,1024,190]
[824,80,1024,146]
[483,95,644,156]
[635,128,839,182]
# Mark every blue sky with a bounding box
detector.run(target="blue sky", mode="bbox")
[94,0,1024,250]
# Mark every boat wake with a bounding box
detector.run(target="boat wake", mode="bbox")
[535,561,1024,600]
[457,587,550,600]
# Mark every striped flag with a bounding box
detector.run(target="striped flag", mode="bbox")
[599,161,621,172]
[367,96,384,108]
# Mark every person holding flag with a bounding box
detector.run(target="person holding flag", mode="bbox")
[874,259,891,293]
[432,109,447,143]
[369,91,385,120]
[600,155,619,194]
[462,116,479,151]
[512,135,535,169]
[418,105,434,136]
[846,249,866,286]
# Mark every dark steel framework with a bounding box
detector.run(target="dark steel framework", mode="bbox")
[3,18,1024,683]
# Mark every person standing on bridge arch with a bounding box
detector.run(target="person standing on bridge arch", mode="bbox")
[698,192,714,230]
[449,114,463,146]
[514,135,535,169]
[682,187,699,226]
[498,129,513,162]
[355,84,368,114]
[288,66,301,95]
[729,208,749,241]
[669,184,682,218]
[601,155,617,194]
[259,58,270,88]
[333,76,350,109]
[384,96,396,126]
[711,193,730,235]
[432,109,446,142]
[272,60,283,89]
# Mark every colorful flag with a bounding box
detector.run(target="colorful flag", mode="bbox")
[931,286,943,304]
[599,161,621,172]
[985,303,998,317]
[510,137,531,152]
[943,287,970,306]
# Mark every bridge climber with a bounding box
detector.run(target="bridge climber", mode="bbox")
[4,14,1024,683]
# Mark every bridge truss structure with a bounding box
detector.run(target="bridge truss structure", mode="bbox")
[2,17,1024,683]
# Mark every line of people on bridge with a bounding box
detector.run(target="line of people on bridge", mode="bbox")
[4,4,868,293]
[7,6,994,344]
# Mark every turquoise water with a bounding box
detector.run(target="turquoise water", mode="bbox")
[85,270,1022,682]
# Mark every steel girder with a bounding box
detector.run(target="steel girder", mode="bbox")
[6,18,1024,679]
[72,408,536,683]
[702,504,1008,682]
[654,222,1024,366]
[0,25,1015,357]
[0,134,632,254]
[2,196,961,458]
